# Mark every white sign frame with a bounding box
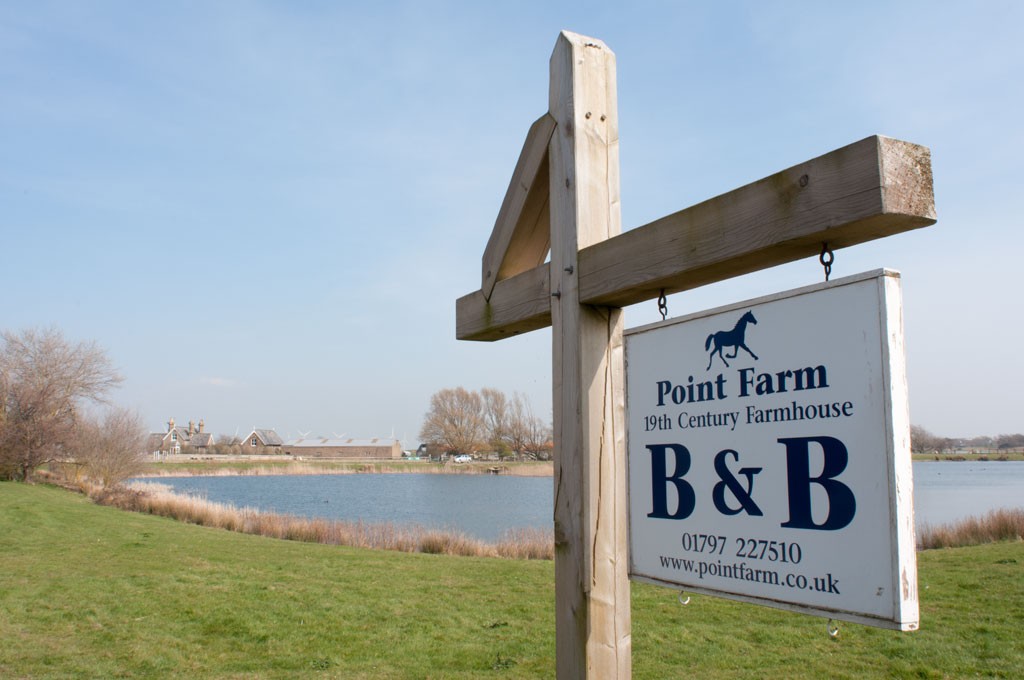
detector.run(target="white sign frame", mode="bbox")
[625,269,918,630]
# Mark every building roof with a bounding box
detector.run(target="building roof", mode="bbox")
[246,429,283,446]
[158,426,192,443]
[285,437,399,448]
[190,432,214,447]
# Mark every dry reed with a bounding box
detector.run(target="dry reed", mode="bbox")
[80,479,1024,557]
[90,482,554,560]
[917,508,1024,550]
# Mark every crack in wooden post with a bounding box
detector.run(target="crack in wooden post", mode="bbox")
[549,31,631,679]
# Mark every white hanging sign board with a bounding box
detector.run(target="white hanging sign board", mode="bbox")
[625,269,919,630]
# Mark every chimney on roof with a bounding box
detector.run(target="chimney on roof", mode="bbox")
[188,420,195,436]
[168,417,175,433]
[199,419,205,433]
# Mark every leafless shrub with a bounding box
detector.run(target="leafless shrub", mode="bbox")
[71,407,148,487]
[0,328,122,481]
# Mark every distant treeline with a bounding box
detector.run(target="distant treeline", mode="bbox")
[911,426,1024,453]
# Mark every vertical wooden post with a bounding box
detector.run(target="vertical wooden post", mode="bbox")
[548,31,631,678]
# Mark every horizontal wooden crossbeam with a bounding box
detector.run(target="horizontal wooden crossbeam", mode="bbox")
[456,135,935,341]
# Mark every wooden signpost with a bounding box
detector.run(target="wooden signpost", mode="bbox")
[456,31,935,679]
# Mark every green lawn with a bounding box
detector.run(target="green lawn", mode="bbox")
[1,482,1022,678]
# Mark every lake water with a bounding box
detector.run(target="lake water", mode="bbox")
[151,461,1024,542]
[151,473,552,542]
[912,461,1024,527]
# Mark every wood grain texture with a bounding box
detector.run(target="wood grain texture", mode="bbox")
[455,134,936,340]
[578,135,935,307]
[481,114,556,300]
[456,263,551,341]
[548,30,631,679]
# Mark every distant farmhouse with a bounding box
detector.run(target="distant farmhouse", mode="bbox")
[149,418,213,455]
[148,421,401,460]
[241,428,284,453]
[282,436,402,460]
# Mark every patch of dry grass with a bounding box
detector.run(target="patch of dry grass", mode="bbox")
[918,507,1024,550]
[495,527,556,560]
[90,482,554,560]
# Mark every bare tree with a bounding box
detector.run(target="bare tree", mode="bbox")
[910,425,942,453]
[72,407,147,487]
[481,387,509,453]
[419,387,484,455]
[505,392,531,458]
[996,433,1024,451]
[522,411,553,461]
[506,392,552,460]
[0,328,122,481]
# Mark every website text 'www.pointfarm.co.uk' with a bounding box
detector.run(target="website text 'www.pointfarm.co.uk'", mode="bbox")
[658,555,841,595]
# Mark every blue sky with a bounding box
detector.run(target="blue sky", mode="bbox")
[2,1,1021,442]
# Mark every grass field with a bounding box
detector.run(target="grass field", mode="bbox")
[2,482,1022,679]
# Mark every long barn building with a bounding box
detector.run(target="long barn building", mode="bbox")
[282,437,402,460]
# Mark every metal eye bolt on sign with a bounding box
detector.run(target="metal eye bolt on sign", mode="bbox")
[455,31,935,679]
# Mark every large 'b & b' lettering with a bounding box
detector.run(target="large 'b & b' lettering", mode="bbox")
[646,444,696,519]
[645,437,857,531]
[778,436,856,531]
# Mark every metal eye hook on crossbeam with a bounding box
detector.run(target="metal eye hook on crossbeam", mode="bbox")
[657,289,668,321]
[819,243,835,282]
[827,619,839,638]
[677,590,690,606]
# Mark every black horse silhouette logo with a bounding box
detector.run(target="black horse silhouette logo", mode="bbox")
[705,310,759,369]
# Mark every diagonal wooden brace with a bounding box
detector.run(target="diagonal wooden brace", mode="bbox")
[481,114,557,301]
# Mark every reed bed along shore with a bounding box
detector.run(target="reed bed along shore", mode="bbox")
[94,482,554,560]
[87,481,1021,560]
[917,507,1024,550]
[138,460,554,478]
